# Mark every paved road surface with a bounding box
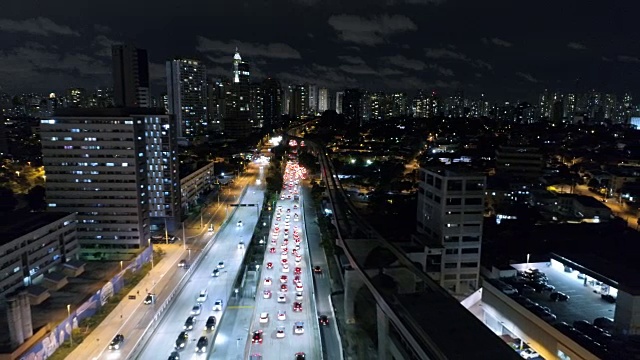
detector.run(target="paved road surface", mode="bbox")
[247,169,322,360]
[136,186,265,360]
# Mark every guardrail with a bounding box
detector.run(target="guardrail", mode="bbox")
[129,185,250,359]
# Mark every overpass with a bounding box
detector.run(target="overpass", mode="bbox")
[289,133,520,360]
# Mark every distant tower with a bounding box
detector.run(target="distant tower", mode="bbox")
[112,45,150,108]
[233,48,242,83]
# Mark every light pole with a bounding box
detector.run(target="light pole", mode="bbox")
[67,304,72,347]
[526,253,530,268]
[120,260,123,272]
[148,239,154,269]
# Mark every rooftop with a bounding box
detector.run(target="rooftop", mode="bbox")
[0,211,73,243]
[53,107,167,117]
[574,195,610,209]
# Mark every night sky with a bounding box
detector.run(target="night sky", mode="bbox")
[1,0,638,101]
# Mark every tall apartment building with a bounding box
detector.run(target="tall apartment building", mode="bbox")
[225,50,252,137]
[342,89,362,124]
[307,84,318,115]
[112,45,150,108]
[40,108,175,258]
[144,114,181,232]
[166,59,207,138]
[289,85,308,118]
[206,79,226,131]
[250,82,264,127]
[335,91,344,114]
[262,77,282,129]
[416,168,486,295]
[318,87,329,113]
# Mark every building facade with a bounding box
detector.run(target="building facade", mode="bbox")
[495,145,544,181]
[0,212,78,299]
[180,161,216,213]
[318,87,329,113]
[416,168,486,295]
[262,77,282,129]
[166,59,207,138]
[40,108,160,257]
[111,45,150,108]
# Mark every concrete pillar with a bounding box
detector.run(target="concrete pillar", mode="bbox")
[615,290,640,335]
[344,269,362,324]
[18,292,33,338]
[377,303,390,360]
[6,297,24,347]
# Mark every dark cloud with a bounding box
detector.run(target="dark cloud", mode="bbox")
[328,14,417,46]
[337,55,366,65]
[0,17,79,37]
[93,24,111,33]
[196,36,302,59]
[515,72,539,83]
[93,35,121,57]
[567,42,586,50]
[617,55,640,63]
[481,37,513,47]
[382,55,425,70]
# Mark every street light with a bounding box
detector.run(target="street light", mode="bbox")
[148,239,154,269]
[67,304,72,347]
[120,260,123,272]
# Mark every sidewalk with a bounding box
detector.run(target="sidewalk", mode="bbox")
[65,168,257,360]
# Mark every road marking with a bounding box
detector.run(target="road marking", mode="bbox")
[227,305,254,309]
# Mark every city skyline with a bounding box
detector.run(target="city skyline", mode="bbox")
[0,0,639,100]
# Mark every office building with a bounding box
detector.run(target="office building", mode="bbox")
[342,89,362,124]
[282,86,292,115]
[40,108,168,258]
[262,77,282,129]
[335,91,344,114]
[65,88,87,108]
[250,83,264,127]
[0,212,78,299]
[307,84,318,115]
[416,168,486,295]
[112,45,150,108]
[318,87,329,113]
[495,145,544,181]
[207,79,226,131]
[289,85,308,118]
[225,50,252,137]
[166,59,207,138]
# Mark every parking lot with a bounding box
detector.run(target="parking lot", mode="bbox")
[511,262,616,328]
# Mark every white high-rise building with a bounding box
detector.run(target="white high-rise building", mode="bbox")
[335,91,344,114]
[416,167,486,295]
[40,108,178,258]
[307,84,318,115]
[318,88,329,113]
[166,59,207,138]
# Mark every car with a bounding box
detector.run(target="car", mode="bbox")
[319,315,329,325]
[282,265,290,272]
[550,291,570,301]
[313,266,322,274]
[295,352,306,360]
[520,348,539,359]
[213,299,223,311]
[295,283,303,292]
[197,290,208,303]
[293,204,299,209]
[144,293,155,305]
[263,290,272,299]
[168,351,180,360]
[175,332,188,350]
[178,259,187,268]
[281,253,288,260]
[237,220,243,227]
[249,354,263,360]
[276,326,286,338]
[208,224,214,233]
[277,294,286,303]
[252,330,263,344]
[109,334,124,350]
[281,284,288,292]
[293,275,301,283]
[190,304,202,315]
[195,336,208,353]
[211,268,220,277]
[594,317,614,330]
[295,255,302,263]
[184,316,195,330]
[281,258,288,265]
[217,261,225,269]
[601,293,616,303]
[266,262,273,269]
[278,310,287,320]
[264,278,272,286]
[294,267,301,275]
[294,214,299,221]
[295,291,303,300]
[270,247,276,254]
[293,302,302,312]
[238,241,245,249]
[259,312,269,323]
[294,321,305,334]
[205,316,217,331]
[280,275,288,283]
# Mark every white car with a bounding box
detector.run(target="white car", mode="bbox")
[213,299,223,311]
[277,294,286,303]
[217,261,225,269]
[263,290,272,299]
[294,322,304,334]
[237,220,243,227]
[277,311,286,320]
[294,214,299,222]
[259,312,269,324]
[295,292,303,301]
[520,348,539,359]
[197,290,208,303]
[276,326,286,338]
[295,283,303,292]
[191,304,202,316]
[281,253,288,260]
[282,264,290,272]
[264,278,272,286]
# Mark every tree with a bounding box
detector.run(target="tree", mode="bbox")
[0,187,18,213]
[26,185,46,211]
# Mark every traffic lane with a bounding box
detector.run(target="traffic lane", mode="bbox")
[138,191,264,360]
[249,197,317,359]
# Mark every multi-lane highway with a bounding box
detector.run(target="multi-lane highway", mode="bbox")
[247,161,321,360]
[136,185,265,360]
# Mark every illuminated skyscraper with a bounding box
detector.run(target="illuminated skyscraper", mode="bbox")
[166,58,207,138]
[225,50,252,137]
[318,88,329,113]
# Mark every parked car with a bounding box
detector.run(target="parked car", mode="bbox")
[601,294,616,303]
[593,317,614,331]
[550,291,570,302]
